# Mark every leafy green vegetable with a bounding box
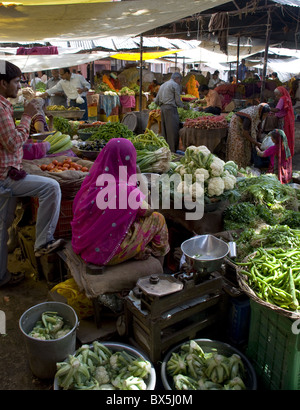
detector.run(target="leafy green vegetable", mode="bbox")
[89,122,134,142]
[53,117,72,135]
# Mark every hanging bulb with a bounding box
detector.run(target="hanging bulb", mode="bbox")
[187,30,191,37]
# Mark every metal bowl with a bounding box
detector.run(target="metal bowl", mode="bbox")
[161,338,257,390]
[53,341,156,390]
[181,234,229,273]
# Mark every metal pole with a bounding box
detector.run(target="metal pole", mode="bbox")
[260,9,272,102]
[236,34,240,84]
[139,34,143,112]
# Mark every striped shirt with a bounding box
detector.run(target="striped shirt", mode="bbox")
[29,113,49,135]
[0,95,31,180]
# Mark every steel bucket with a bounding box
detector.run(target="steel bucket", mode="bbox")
[19,301,78,379]
[181,234,229,274]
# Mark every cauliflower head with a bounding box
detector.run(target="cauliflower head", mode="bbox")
[207,177,225,197]
[222,174,237,191]
[189,182,204,200]
[176,180,190,194]
[195,145,211,157]
[95,366,110,385]
[209,157,225,177]
[195,168,209,181]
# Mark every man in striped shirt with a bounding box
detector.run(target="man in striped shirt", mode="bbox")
[0,61,65,288]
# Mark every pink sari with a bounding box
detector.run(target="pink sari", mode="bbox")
[71,138,145,265]
[276,86,295,156]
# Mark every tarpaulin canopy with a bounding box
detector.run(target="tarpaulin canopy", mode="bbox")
[0,51,111,72]
[0,0,230,42]
[110,49,182,61]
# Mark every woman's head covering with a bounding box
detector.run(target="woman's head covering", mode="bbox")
[274,86,295,156]
[270,128,291,159]
[259,103,271,118]
[71,138,145,265]
[236,104,270,141]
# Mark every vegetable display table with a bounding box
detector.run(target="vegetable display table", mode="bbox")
[98,94,120,118]
[119,95,136,118]
[179,127,228,152]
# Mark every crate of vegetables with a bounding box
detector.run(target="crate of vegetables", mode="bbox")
[247,299,300,390]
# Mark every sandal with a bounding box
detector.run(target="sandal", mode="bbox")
[0,271,25,288]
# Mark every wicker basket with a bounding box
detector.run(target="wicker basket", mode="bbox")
[236,251,300,320]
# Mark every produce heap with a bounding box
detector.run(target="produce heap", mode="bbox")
[223,173,300,314]
[172,145,238,200]
[29,311,71,340]
[55,342,152,390]
[166,340,246,390]
[183,115,228,130]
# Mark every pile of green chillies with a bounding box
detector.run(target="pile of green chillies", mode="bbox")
[237,247,300,312]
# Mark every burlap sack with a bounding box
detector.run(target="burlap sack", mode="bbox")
[63,242,163,299]
[22,156,94,199]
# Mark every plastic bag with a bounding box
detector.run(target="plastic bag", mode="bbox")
[51,278,94,319]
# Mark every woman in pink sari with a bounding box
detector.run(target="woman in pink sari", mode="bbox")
[71,138,169,266]
[256,129,291,184]
[271,86,295,181]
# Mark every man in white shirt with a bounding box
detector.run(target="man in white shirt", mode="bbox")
[41,67,90,121]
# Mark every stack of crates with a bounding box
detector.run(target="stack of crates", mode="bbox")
[246,299,300,390]
[31,197,73,239]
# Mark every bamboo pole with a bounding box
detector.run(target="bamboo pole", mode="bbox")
[139,34,143,112]
[260,9,272,102]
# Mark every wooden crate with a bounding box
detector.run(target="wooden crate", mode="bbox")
[124,272,228,363]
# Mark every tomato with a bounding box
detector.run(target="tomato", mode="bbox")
[47,163,55,171]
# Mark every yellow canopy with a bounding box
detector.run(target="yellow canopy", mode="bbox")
[111,49,183,61]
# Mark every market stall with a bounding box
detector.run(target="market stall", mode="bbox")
[179,115,229,153]
[98,93,120,122]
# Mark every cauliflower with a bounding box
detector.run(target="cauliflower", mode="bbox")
[222,174,237,191]
[122,376,147,390]
[195,168,209,181]
[207,177,225,197]
[195,145,211,157]
[97,384,116,390]
[175,164,185,174]
[209,157,225,177]
[95,365,110,385]
[189,182,204,200]
[176,180,190,194]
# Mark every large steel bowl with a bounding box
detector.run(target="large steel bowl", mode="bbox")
[53,341,156,390]
[161,338,257,390]
[181,234,229,273]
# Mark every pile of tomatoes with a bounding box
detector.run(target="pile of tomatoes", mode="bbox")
[39,158,89,173]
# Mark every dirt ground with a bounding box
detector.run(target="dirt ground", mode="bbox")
[1,153,300,391]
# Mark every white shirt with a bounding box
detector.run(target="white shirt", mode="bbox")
[46,73,90,100]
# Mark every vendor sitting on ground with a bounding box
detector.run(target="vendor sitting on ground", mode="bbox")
[29,97,53,135]
[71,138,170,267]
[198,84,222,115]
[255,128,291,184]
